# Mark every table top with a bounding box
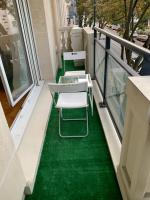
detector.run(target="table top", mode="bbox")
[59,74,93,88]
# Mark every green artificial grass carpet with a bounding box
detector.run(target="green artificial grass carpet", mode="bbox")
[25,61,122,200]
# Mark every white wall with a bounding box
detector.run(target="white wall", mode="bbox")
[28,0,57,80]
[56,0,69,27]
[0,104,26,200]
[43,0,58,79]
[27,0,69,80]
[117,76,150,200]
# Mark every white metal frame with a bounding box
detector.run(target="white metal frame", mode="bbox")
[59,107,89,138]
[0,56,33,107]
[17,0,41,82]
[15,0,35,83]
[22,0,42,82]
[60,74,94,116]
[48,82,89,138]
[18,0,37,82]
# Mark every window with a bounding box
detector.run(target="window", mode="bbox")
[0,0,40,108]
[0,0,41,129]
[0,0,34,106]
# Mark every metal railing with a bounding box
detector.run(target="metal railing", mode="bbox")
[93,26,150,140]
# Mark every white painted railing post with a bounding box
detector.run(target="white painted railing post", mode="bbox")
[83,27,94,78]
[59,26,73,53]
[117,76,150,200]
[67,28,72,51]
[61,30,67,52]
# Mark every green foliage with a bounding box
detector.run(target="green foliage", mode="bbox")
[76,0,150,33]
[76,0,93,26]
[76,0,150,71]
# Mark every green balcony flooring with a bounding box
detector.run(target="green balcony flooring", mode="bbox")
[25,61,122,200]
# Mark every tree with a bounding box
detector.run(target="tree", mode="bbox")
[0,0,16,35]
[0,0,15,17]
[76,0,126,28]
[76,0,86,27]
[76,0,94,27]
[76,0,150,71]
[119,0,150,69]
[96,0,150,69]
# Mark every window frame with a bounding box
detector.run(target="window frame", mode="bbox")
[16,0,41,84]
[0,0,41,107]
[0,56,33,106]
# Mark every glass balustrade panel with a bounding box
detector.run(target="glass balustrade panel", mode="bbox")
[95,41,105,92]
[106,55,130,136]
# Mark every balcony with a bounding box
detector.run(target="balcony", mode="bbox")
[0,1,150,200]
[24,26,150,199]
[25,61,122,200]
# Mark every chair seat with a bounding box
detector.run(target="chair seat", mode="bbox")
[65,70,85,76]
[56,92,88,108]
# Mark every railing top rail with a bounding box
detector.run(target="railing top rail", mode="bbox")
[94,26,150,56]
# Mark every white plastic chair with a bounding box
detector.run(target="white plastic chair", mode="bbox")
[48,82,89,138]
[64,70,85,76]
[63,51,86,75]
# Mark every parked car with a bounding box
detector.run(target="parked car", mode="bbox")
[111,24,121,31]
[137,35,148,42]
[133,31,138,38]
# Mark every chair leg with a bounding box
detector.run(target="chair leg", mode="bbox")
[61,108,87,121]
[59,109,61,137]
[58,107,88,138]
[86,107,88,136]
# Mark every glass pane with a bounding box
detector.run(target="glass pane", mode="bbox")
[0,0,33,103]
[106,55,130,136]
[95,41,105,92]
[19,0,40,82]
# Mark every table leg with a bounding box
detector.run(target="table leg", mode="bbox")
[88,87,93,116]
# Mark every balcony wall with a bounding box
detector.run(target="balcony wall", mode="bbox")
[117,77,150,199]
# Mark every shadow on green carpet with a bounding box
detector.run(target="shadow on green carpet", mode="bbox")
[25,61,122,200]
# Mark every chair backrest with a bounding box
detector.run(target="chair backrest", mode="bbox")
[48,82,88,94]
[63,51,86,61]
[64,70,86,76]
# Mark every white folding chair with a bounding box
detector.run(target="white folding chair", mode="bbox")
[48,82,89,138]
[64,70,86,76]
[63,51,86,75]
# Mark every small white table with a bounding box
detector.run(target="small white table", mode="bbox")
[59,74,93,115]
